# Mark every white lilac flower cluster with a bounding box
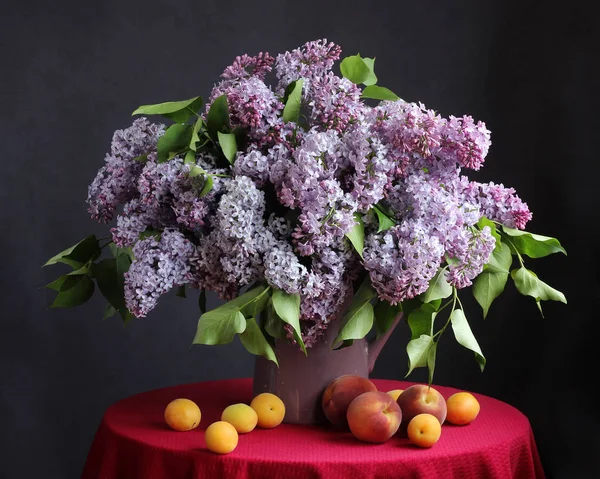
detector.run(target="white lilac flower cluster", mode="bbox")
[86,39,532,347]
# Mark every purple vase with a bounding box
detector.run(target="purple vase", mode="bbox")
[252,311,403,425]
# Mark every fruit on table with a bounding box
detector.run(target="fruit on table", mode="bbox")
[396,384,447,426]
[321,374,377,427]
[347,391,402,443]
[164,398,201,431]
[250,392,286,428]
[205,421,239,454]
[386,389,404,401]
[221,403,259,433]
[407,413,442,448]
[445,391,481,425]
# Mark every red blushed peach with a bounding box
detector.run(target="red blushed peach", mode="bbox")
[322,374,377,427]
[397,384,447,426]
[347,391,402,443]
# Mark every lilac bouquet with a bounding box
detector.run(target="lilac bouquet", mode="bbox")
[44,39,566,380]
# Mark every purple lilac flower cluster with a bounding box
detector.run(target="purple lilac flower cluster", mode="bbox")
[86,39,532,346]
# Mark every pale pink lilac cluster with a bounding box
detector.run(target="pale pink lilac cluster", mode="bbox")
[86,39,532,345]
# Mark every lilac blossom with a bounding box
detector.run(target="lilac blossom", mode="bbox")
[124,229,196,317]
[275,39,342,95]
[439,115,491,171]
[364,223,445,304]
[82,39,533,349]
[342,122,392,211]
[221,52,274,82]
[308,72,364,133]
[233,148,272,186]
[87,118,165,222]
[460,180,532,229]
[445,226,496,288]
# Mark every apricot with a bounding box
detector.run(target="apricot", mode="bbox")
[205,421,239,454]
[321,374,377,427]
[221,403,258,433]
[164,398,201,431]
[386,389,404,401]
[250,393,286,428]
[446,392,480,425]
[347,391,402,443]
[407,413,442,448]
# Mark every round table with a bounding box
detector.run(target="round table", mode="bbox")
[81,378,545,479]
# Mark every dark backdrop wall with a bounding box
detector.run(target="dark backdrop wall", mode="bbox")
[1,1,598,478]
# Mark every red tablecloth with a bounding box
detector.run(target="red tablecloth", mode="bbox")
[81,378,545,479]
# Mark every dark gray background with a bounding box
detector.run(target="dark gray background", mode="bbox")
[1,1,598,478]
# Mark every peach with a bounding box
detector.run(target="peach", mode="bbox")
[347,391,402,443]
[321,374,377,427]
[204,421,239,454]
[221,403,258,433]
[250,392,286,428]
[164,398,201,431]
[446,392,480,425]
[407,413,442,447]
[397,384,447,426]
[386,389,404,401]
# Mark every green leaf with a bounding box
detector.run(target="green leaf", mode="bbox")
[176,285,186,298]
[50,275,95,308]
[473,241,511,318]
[132,96,203,123]
[133,154,148,163]
[194,284,269,345]
[188,164,206,178]
[194,310,246,345]
[502,226,567,258]
[242,286,271,319]
[184,150,196,165]
[373,300,402,338]
[473,271,508,319]
[282,79,304,123]
[91,258,131,321]
[399,297,423,320]
[340,54,370,84]
[139,228,162,240]
[333,279,376,347]
[189,117,204,152]
[263,305,285,339]
[47,276,68,291]
[229,284,269,315]
[345,213,364,259]
[199,175,214,198]
[156,124,192,163]
[361,85,400,101]
[407,303,438,340]
[272,289,306,355]
[372,205,395,233]
[511,267,567,314]
[44,235,101,268]
[361,57,378,86]
[103,304,117,320]
[450,309,486,371]
[405,334,435,377]
[217,131,238,164]
[426,342,437,385]
[484,241,513,274]
[421,268,452,303]
[198,289,207,314]
[477,216,501,243]
[109,244,135,263]
[206,95,230,139]
[239,317,278,365]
